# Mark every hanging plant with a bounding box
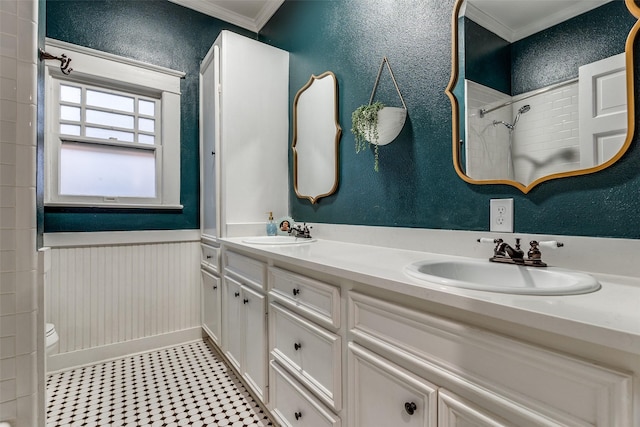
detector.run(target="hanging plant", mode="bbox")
[350,57,408,172]
[352,101,385,172]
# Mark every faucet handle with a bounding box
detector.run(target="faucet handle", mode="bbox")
[537,240,564,249]
[477,238,501,244]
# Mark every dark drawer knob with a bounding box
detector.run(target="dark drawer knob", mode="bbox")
[213,285,217,290]
[234,292,240,297]
[292,288,300,296]
[206,255,212,259]
[243,298,249,304]
[405,401,417,415]
[294,411,302,420]
[294,342,302,351]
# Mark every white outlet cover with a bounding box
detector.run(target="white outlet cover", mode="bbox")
[490,198,513,232]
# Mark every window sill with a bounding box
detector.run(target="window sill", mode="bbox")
[45,202,184,210]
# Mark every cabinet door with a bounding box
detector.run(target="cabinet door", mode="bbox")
[348,343,437,427]
[242,284,267,402]
[201,269,221,344]
[223,276,243,372]
[438,389,512,427]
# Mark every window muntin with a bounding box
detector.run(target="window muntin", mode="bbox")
[58,83,159,146]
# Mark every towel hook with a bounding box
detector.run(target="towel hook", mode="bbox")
[39,48,73,75]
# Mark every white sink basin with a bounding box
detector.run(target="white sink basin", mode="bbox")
[242,236,317,245]
[405,258,600,295]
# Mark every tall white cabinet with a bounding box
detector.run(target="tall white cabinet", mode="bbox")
[199,30,289,404]
[199,30,290,241]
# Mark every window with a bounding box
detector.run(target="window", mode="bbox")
[44,39,184,208]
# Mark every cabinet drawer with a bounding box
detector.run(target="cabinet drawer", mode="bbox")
[348,342,437,427]
[270,302,341,411]
[269,360,341,427]
[348,291,633,427]
[201,243,220,273]
[224,250,266,291]
[269,266,340,329]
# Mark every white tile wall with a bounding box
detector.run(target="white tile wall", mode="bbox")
[465,80,512,180]
[0,1,40,426]
[466,79,581,186]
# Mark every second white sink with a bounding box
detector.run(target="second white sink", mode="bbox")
[405,258,600,295]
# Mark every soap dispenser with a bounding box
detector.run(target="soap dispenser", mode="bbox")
[266,212,277,236]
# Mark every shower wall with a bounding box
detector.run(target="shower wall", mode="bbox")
[464,80,512,180]
[466,80,580,184]
[511,83,580,185]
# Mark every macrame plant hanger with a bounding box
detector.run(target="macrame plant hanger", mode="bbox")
[369,56,407,110]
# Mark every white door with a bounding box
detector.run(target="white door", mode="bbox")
[579,53,628,168]
[222,276,243,372]
[242,285,267,402]
[348,343,438,427]
[201,269,221,344]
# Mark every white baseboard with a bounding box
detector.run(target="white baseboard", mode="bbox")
[47,327,204,374]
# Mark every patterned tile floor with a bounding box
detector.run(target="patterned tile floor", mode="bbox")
[46,340,274,426]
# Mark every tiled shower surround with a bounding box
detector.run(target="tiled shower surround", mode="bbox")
[0,0,41,425]
[465,79,581,184]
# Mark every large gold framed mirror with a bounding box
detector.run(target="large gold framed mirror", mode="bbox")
[292,71,341,204]
[446,0,640,193]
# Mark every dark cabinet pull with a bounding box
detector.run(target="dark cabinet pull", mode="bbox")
[234,292,240,297]
[206,255,212,259]
[294,411,302,420]
[213,285,217,290]
[404,401,417,415]
[294,342,302,351]
[243,298,249,304]
[292,288,300,296]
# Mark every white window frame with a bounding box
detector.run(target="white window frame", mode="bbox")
[44,38,185,209]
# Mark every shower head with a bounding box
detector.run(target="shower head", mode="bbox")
[518,105,531,114]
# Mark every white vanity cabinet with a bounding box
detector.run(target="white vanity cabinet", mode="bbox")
[200,243,221,345]
[267,266,343,426]
[348,291,633,427]
[348,342,438,426]
[222,250,268,402]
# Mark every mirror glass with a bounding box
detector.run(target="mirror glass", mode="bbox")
[448,0,638,193]
[293,71,341,204]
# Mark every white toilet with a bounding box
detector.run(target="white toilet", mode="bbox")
[45,323,59,354]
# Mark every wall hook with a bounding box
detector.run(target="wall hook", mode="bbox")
[39,48,73,75]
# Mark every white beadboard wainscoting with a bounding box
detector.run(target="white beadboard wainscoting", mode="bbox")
[43,231,202,372]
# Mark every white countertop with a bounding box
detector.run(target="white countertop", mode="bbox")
[221,237,640,356]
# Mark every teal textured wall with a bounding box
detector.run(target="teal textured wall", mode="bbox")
[511,1,634,95]
[44,0,253,232]
[464,18,510,94]
[44,0,640,239]
[261,0,640,239]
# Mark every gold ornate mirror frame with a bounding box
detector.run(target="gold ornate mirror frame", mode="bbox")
[292,71,342,204]
[445,0,640,193]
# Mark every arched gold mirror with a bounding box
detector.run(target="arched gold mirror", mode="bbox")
[293,71,341,204]
[446,0,640,193]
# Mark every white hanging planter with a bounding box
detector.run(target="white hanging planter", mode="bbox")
[352,57,407,171]
[362,106,407,146]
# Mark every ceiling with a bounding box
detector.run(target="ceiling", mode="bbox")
[169,0,284,33]
[463,0,613,42]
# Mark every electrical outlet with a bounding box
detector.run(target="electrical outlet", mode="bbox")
[490,198,513,232]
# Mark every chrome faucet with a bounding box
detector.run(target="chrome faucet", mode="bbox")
[497,238,524,262]
[477,238,563,267]
[289,223,313,239]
